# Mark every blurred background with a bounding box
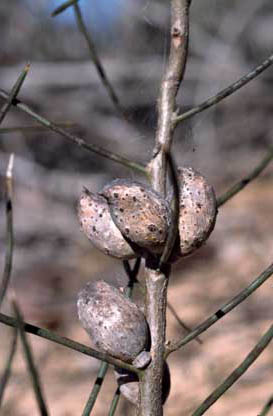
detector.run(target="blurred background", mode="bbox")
[0,0,272,415]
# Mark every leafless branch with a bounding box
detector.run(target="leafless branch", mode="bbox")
[140,1,191,415]
[73,3,126,119]
[0,64,30,124]
[0,89,147,175]
[174,52,273,125]
[0,312,140,375]
[192,323,273,416]
[166,262,273,354]
[0,155,14,308]
[217,147,273,207]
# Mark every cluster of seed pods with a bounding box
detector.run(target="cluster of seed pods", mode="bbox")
[77,168,217,405]
[78,169,217,260]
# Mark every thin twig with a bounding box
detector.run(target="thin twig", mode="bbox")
[217,147,273,207]
[0,122,77,134]
[0,155,14,308]
[108,388,121,416]
[0,89,147,175]
[51,0,79,16]
[73,4,126,119]
[81,362,109,416]
[192,323,273,416]
[166,262,273,355]
[0,64,30,125]
[0,330,17,409]
[259,395,273,416]
[167,301,202,345]
[12,298,49,416]
[174,53,273,125]
[0,312,139,374]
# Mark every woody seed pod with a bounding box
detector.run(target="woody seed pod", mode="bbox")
[78,188,136,260]
[101,180,171,254]
[178,167,217,256]
[77,280,150,363]
[114,362,171,406]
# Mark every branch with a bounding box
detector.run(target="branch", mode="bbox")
[259,395,273,416]
[191,323,273,416]
[174,52,273,125]
[73,3,126,120]
[140,1,191,415]
[167,301,202,345]
[108,388,121,416]
[217,147,273,207]
[81,362,109,416]
[0,89,147,175]
[166,262,273,354]
[0,329,17,408]
[0,155,14,307]
[0,122,77,134]
[0,64,30,125]
[12,298,49,416]
[0,312,139,374]
[51,0,79,16]
[148,0,190,194]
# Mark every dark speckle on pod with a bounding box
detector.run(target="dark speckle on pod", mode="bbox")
[177,167,217,256]
[77,280,150,363]
[101,180,171,254]
[114,362,171,406]
[78,188,136,260]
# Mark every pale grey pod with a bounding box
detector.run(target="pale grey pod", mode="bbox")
[101,180,171,254]
[178,167,217,256]
[77,280,150,363]
[78,188,136,260]
[114,362,171,406]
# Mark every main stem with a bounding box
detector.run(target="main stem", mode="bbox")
[140,1,190,415]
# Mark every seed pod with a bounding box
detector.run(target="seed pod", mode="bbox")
[101,180,171,254]
[114,362,171,406]
[178,167,217,256]
[78,188,136,260]
[77,280,149,363]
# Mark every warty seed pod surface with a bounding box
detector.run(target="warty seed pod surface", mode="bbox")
[178,167,217,256]
[114,362,171,406]
[101,179,171,253]
[77,280,149,363]
[78,188,136,260]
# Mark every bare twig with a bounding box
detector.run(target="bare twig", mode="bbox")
[140,1,191,415]
[259,395,273,416]
[81,362,109,416]
[166,262,273,355]
[0,89,147,175]
[108,388,121,416]
[0,122,77,134]
[217,147,273,207]
[167,301,202,345]
[0,64,30,125]
[0,155,14,308]
[0,312,139,374]
[73,4,126,119]
[51,0,79,16]
[174,53,273,125]
[12,298,49,416]
[0,330,17,409]
[192,323,273,416]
